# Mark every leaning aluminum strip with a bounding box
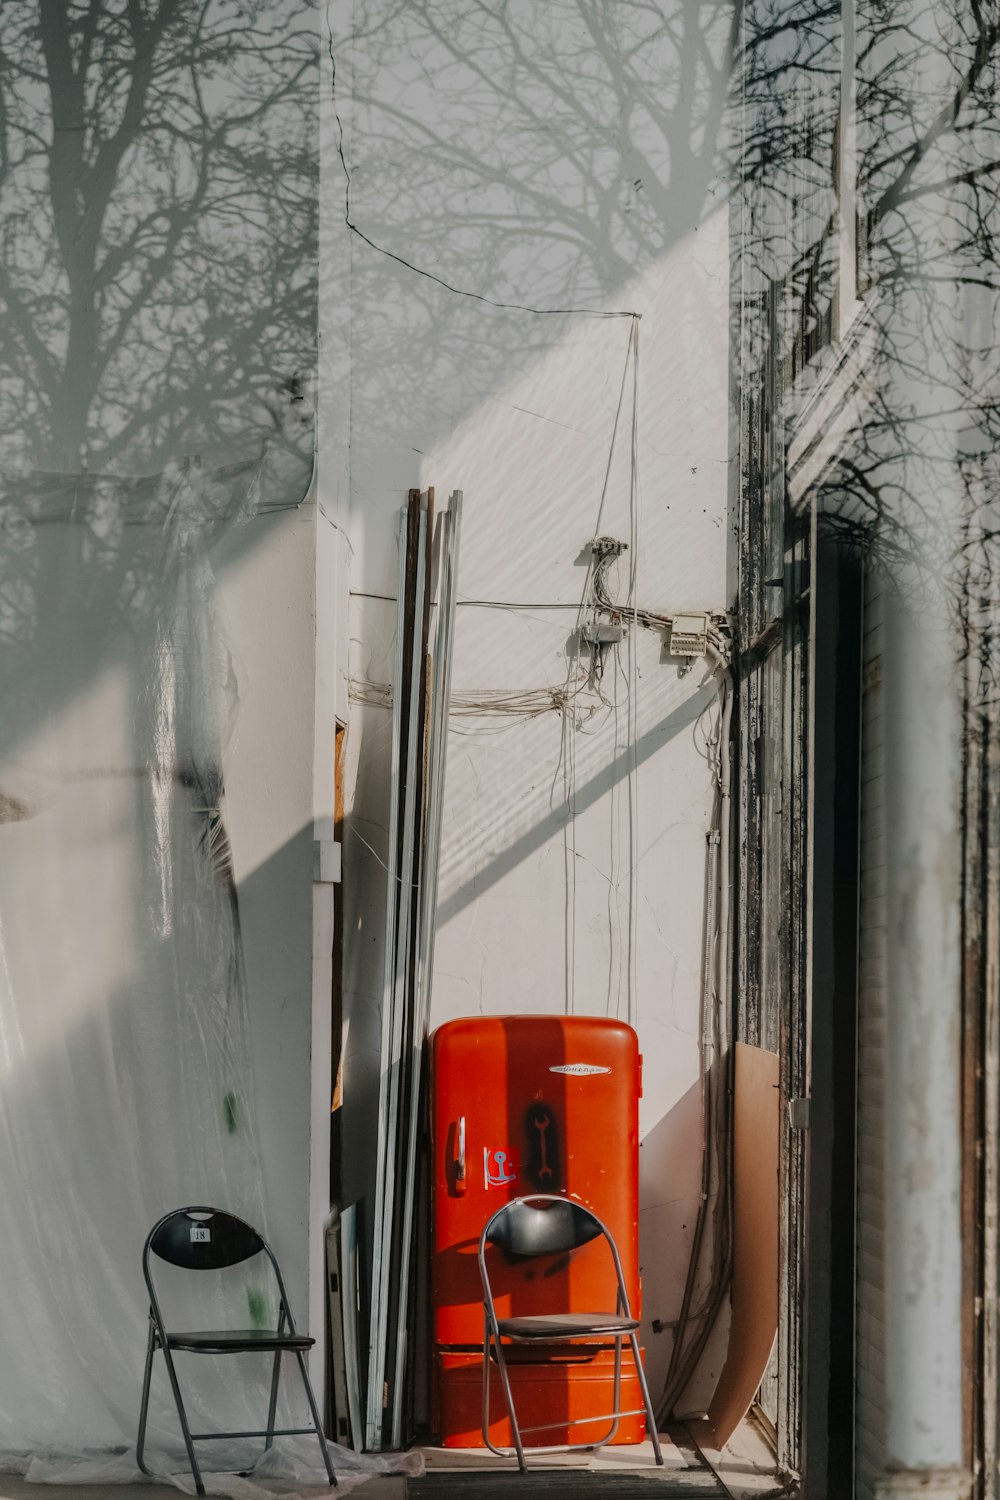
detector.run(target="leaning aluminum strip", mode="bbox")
[363,507,410,1450]
[365,499,427,1450]
[390,490,463,1449]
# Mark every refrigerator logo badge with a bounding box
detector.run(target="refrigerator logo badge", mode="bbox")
[484,1147,518,1189]
[549,1064,611,1076]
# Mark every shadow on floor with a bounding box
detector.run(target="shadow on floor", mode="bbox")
[407,1474,723,1497]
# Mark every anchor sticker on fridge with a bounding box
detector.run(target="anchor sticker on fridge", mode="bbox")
[483,1147,519,1189]
[430,1014,645,1449]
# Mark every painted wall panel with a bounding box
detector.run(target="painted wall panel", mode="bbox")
[0,0,325,1446]
[330,0,734,1411]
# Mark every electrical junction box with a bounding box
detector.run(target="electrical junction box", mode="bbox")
[581,622,625,647]
[590,536,628,559]
[669,612,710,657]
[313,839,342,883]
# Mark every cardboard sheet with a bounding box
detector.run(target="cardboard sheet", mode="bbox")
[705,1041,780,1447]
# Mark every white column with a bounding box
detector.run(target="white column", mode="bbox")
[877,587,970,1500]
[309,504,350,1395]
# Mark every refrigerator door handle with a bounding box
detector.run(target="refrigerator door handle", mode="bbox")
[455,1115,467,1194]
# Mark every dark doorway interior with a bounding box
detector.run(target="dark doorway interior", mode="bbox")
[803,526,864,1498]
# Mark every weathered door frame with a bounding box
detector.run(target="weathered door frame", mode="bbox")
[960,562,1000,1500]
[734,274,869,1491]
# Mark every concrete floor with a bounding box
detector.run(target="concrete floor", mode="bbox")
[420,1438,678,1469]
[0,1482,179,1500]
[0,1420,779,1499]
[0,1478,408,1500]
[0,1470,707,1500]
[0,1446,692,1500]
[407,1434,724,1496]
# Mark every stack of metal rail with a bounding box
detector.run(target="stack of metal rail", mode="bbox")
[364,487,463,1452]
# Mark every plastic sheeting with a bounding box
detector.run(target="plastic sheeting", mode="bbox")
[0,460,402,1492]
[0,1439,421,1497]
[0,0,362,1482]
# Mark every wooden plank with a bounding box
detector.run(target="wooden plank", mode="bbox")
[705,1043,780,1449]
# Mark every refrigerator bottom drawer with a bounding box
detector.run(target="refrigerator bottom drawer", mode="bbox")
[435,1348,647,1448]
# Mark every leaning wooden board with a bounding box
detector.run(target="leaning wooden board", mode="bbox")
[705,1041,780,1447]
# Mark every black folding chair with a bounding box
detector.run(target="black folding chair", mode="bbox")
[478,1193,664,1472]
[136,1206,336,1495]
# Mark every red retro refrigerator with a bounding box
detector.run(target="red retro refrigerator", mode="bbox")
[430,1014,646,1448]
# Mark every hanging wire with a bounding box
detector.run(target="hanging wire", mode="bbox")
[553,313,642,1018]
[626,317,642,1028]
[328,29,639,323]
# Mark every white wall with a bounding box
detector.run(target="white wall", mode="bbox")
[208,488,353,1407]
[329,0,734,1407]
[0,0,329,1449]
[0,477,335,1444]
[215,497,332,1393]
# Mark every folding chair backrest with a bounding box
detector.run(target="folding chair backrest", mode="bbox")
[485,1195,603,1258]
[148,1207,265,1271]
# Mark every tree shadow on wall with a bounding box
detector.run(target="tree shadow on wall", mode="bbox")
[740,0,1000,684]
[0,5,321,1453]
[330,0,740,490]
[0,0,317,478]
[0,0,322,793]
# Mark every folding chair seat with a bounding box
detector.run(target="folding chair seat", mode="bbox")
[478,1193,664,1472]
[136,1205,336,1495]
[163,1330,315,1352]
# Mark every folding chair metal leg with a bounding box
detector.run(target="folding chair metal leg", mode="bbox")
[293,1348,337,1487]
[136,1319,156,1478]
[479,1309,522,1465]
[629,1331,663,1466]
[159,1341,206,1496]
[604,1334,622,1445]
[489,1334,526,1472]
[481,1311,491,1451]
[265,1351,281,1451]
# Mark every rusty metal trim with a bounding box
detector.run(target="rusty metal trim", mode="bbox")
[960,579,1000,1500]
